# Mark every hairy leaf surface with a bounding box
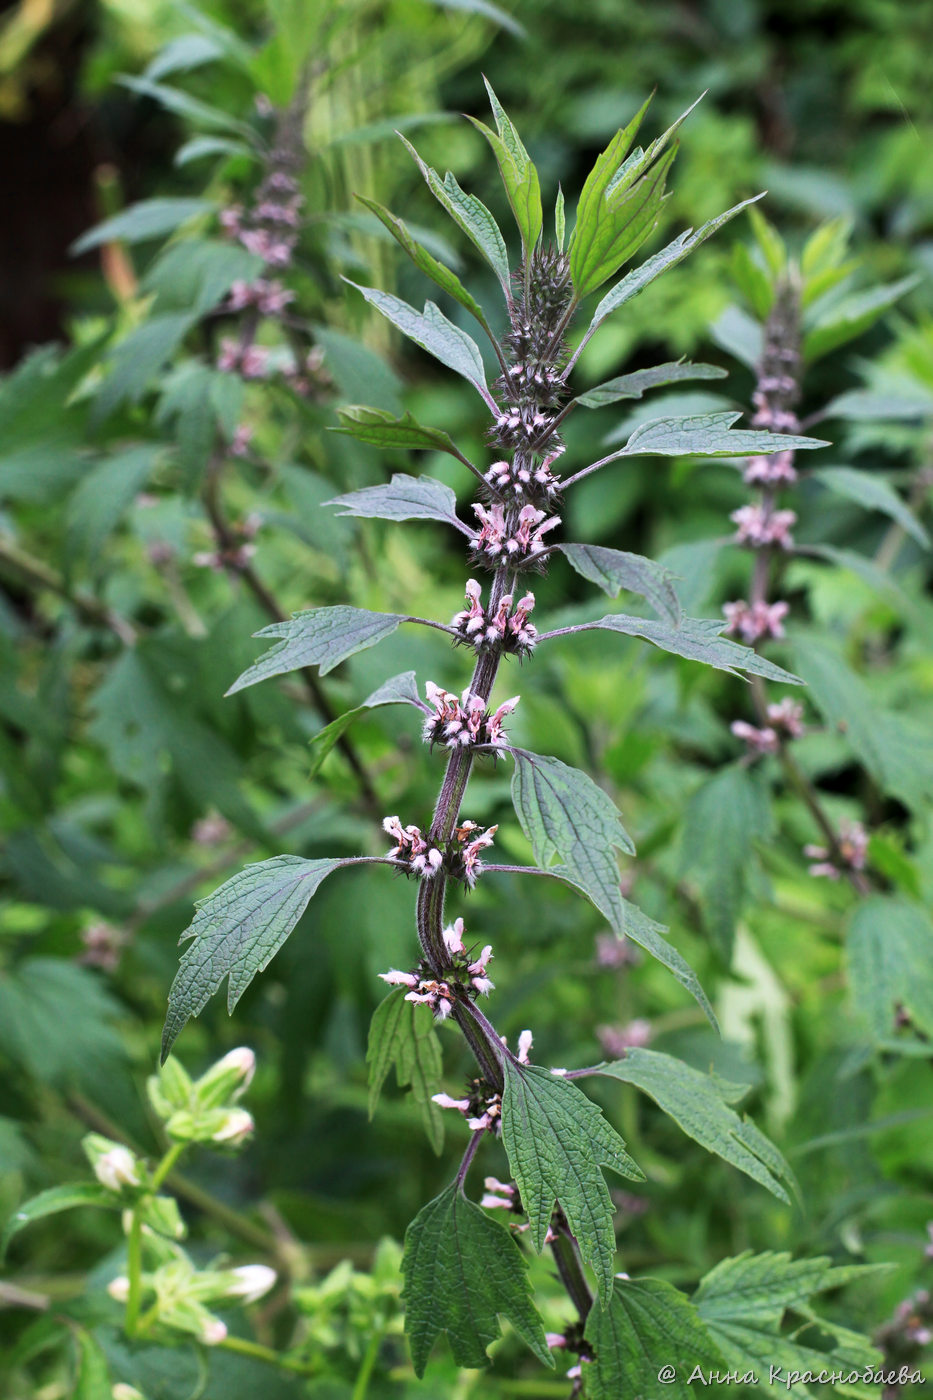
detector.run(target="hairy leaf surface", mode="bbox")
[326,474,464,529]
[466,80,542,255]
[347,283,489,400]
[501,1062,642,1300]
[595,1048,793,1200]
[367,988,444,1153]
[575,360,727,408]
[558,542,681,622]
[617,411,827,459]
[330,405,468,463]
[586,1277,725,1400]
[226,607,408,693]
[403,1184,552,1375]
[553,614,803,685]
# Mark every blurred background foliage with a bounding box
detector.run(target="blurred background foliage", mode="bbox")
[1,0,932,1395]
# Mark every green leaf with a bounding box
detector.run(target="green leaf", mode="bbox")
[501,1062,642,1300]
[586,1277,726,1400]
[67,446,161,559]
[145,32,226,81]
[226,607,409,694]
[141,237,262,314]
[330,405,469,465]
[554,184,565,249]
[73,1328,112,1400]
[510,750,635,931]
[803,276,920,362]
[399,135,510,290]
[819,388,933,422]
[425,0,526,38]
[794,637,933,812]
[557,614,804,685]
[680,766,772,960]
[367,988,445,1152]
[355,195,497,341]
[95,313,199,417]
[161,856,356,1059]
[614,898,718,1032]
[558,542,682,622]
[575,360,727,409]
[118,76,252,137]
[465,79,542,256]
[710,304,763,369]
[402,1183,552,1376]
[326,474,464,529]
[2,1182,117,1258]
[694,1252,881,1389]
[577,195,764,350]
[71,198,217,254]
[0,959,127,1086]
[616,411,827,460]
[814,467,930,547]
[347,282,490,401]
[748,206,786,278]
[312,325,402,414]
[175,135,256,166]
[847,897,933,1048]
[731,240,774,319]
[157,363,242,492]
[308,672,423,781]
[594,1048,793,1201]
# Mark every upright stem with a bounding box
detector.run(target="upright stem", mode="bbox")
[550,1228,593,1323]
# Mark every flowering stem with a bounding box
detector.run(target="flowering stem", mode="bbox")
[455,1129,485,1190]
[124,1209,143,1336]
[217,1334,319,1375]
[150,1141,185,1191]
[550,1226,593,1322]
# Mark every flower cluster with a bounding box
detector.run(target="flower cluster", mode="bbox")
[470,502,560,565]
[383,817,443,878]
[379,920,494,1018]
[383,816,498,888]
[723,598,790,644]
[744,450,797,486]
[732,699,805,757]
[731,502,797,549]
[452,579,538,656]
[422,681,519,750]
[485,447,563,503]
[450,820,498,889]
[220,169,303,269]
[597,1019,653,1058]
[804,820,869,880]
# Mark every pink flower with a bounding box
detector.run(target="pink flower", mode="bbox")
[378,969,419,988]
[723,599,790,643]
[767,698,804,737]
[432,1093,470,1112]
[805,821,869,879]
[731,504,797,549]
[517,1029,533,1064]
[731,720,780,755]
[744,451,797,485]
[443,918,465,956]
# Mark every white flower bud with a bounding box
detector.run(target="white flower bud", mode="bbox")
[112,1386,145,1400]
[107,1275,130,1302]
[194,1046,257,1108]
[224,1264,277,1303]
[210,1108,254,1146]
[94,1146,141,1193]
[201,1317,228,1345]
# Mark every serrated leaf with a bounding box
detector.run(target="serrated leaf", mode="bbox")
[71,198,217,254]
[615,898,718,1032]
[347,282,490,400]
[367,988,444,1152]
[576,195,764,353]
[161,856,358,1059]
[731,240,774,319]
[308,671,423,780]
[618,411,827,459]
[586,1277,726,1400]
[330,406,468,466]
[326,474,463,528]
[572,143,676,299]
[794,637,933,811]
[402,1183,552,1376]
[848,897,933,1048]
[803,276,919,362]
[0,959,127,1086]
[814,467,929,547]
[355,195,496,340]
[594,1048,793,1200]
[558,542,682,622]
[466,79,542,256]
[748,206,786,278]
[575,360,727,409]
[554,613,804,685]
[95,313,199,418]
[226,607,408,694]
[680,765,772,960]
[510,750,635,932]
[2,1182,117,1258]
[695,1252,882,1390]
[399,135,510,289]
[501,1062,642,1300]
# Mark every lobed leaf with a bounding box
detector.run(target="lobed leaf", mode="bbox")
[161,856,358,1059]
[551,613,804,685]
[330,405,469,464]
[2,1183,118,1258]
[501,1062,642,1301]
[347,282,490,401]
[847,897,933,1049]
[575,360,727,409]
[402,1183,552,1376]
[594,1048,794,1201]
[326,473,464,529]
[308,672,424,781]
[367,988,444,1152]
[398,134,511,289]
[226,607,408,693]
[558,542,682,622]
[586,1277,726,1400]
[510,750,635,930]
[355,194,497,341]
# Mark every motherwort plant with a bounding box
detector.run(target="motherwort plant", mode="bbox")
[160,90,880,1387]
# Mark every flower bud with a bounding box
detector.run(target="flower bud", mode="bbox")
[223,1264,277,1303]
[147,1056,194,1120]
[201,1317,228,1345]
[194,1047,256,1109]
[210,1108,255,1147]
[83,1135,142,1193]
[112,1386,145,1400]
[107,1275,130,1302]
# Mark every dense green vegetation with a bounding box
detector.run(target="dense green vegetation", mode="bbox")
[1,1,932,1396]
